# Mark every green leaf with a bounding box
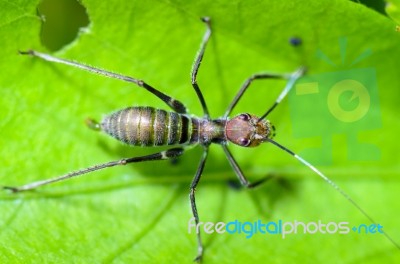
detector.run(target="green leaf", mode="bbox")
[386,0,400,24]
[1,0,400,263]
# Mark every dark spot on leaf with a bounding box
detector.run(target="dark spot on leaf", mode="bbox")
[227,179,242,190]
[289,37,302,47]
[169,156,180,166]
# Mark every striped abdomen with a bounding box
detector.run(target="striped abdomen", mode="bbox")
[101,107,199,146]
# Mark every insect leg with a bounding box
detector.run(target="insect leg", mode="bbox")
[191,17,212,118]
[189,146,209,262]
[3,148,184,193]
[257,67,306,121]
[19,50,188,114]
[221,145,271,188]
[224,67,306,119]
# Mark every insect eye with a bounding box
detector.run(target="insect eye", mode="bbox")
[239,113,251,121]
[239,138,250,147]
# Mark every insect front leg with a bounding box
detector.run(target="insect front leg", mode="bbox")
[258,67,306,120]
[224,67,307,118]
[221,145,271,188]
[3,148,185,192]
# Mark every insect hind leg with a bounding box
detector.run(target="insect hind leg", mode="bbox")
[18,50,188,114]
[3,148,185,193]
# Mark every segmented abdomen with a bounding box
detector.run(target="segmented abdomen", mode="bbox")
[101,106,198,146]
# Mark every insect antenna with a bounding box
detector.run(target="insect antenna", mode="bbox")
[265,137,400,250]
